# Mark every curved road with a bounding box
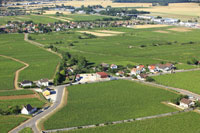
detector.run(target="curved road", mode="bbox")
[9,86,65,133]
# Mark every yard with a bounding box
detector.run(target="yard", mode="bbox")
[153,70,200,95]
[0,34,60,90]
[66,112,200,133]
[44,80,178,130]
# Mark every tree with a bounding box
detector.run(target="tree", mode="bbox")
[146,77,155,82]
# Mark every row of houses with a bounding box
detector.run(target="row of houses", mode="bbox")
[20,78,49,88]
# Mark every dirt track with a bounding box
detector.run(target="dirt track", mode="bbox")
[0,94,37,100]
[0,55,29,90]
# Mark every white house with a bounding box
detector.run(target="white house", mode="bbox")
[20,80,33,87]
[131,68,141,75]
[37,79,49,87]
[110,64,118,69]
[21,104,37,115]
[156,63,174,72]
[179,98,194,108]
[148,65,158,73]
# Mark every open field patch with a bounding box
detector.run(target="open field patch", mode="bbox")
[154,30,170,34]
[133,25,169,29]
[0,115,27,133]
[0,90,34,96]
[78,31,115,36]
[153,70,200,95]
[168,27,193,32]
[96,30,125,34]
[65,112,200,133]
[0,94,37,100]
[44,80,178,130]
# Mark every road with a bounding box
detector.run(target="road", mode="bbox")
[9,86,65,133]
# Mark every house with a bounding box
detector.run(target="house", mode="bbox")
[110,64,118,69]
[37,79,49,87]
[42,88,51,96]
[116,71,124,76]
[148,65,158,73]
[131,68,141,75]
[136,65,146,72]
[180,98,194,108]
[156,63,174,72]
[96,72,109,78]
[20,80,33,87]
[137,74,148,80]
[21,104,37,115]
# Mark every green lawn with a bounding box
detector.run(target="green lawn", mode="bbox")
[44,80,178,130]
[0,98,45,110]
[0,90,34,96]
[19,127,33,133]
[0,115,27,133]
[30,26,200,67]
[153,70,200,95]
[0,34,60,90]
[0,56,24,90]
[66,112,200,133]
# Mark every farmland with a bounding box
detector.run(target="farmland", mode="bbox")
[30,26,200,67]
[0,34,60,90]
[153,70,200,95]
[66,112,200,133]
[0,115,27,133]
[0,56,23,90]
[0,90,34,96]
[44,80,178,129]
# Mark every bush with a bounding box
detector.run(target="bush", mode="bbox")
[146,77,155,82]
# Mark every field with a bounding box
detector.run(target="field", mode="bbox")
[65,112,200,133]
[0,56,24,90]
[138,3,200,21]
[153,70,200,95]
[19,127,33,133]
[0,90,34,96]
[0,115,27,133]
[30,26,200,67]
[44,80,178,129]
[0,15,60,26]
[0,34,60,90]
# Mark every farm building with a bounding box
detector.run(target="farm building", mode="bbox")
[21,104,37,115]
[156,63,174,72]
[148,65,158,73]
[20,80,33,87]
[37,79,49,87]
[180,98,194,108]
[96,72,109,78]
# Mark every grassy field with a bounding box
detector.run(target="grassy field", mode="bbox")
[0,90,34,96]
[0,56,24,90]
[0,15,60,26]
[44,80,178,130]
[0,115,27,133]
[65,112,200,133]
[19,127,33,133]
[153,70,200,95]
[0,98,45,110]
[30,26,200,67]
[0,34,60,90]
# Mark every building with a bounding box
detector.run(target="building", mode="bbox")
[137,74,148,80]
[110,64,118,69]
[96,72,109,78]
[20,80,33,87]
[42,88,51,96]
[180,98,194,108]
[156,63,174,72]
[131,68,141,75]
[37,79,49,87]
[116,71,124,76]
[21,104,37,115]
[148,65,158,73]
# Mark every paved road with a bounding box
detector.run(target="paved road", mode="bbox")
[9,86,65,133]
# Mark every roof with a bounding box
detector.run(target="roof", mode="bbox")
[180,98,192,105]
[24,104,33,111]
[96,72,108,77]
[110,64,117,67]
[148,65,156,70]
[40,78,49,83]
[101,63,109,67]
[21,80,32,84]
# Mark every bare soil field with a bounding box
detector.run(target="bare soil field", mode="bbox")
[0,94,37,100]
[44,11,71,15]
[167,27,192,32]
[133,24,169,29]
[96,30,125,34]
[78,31,116,36]
[154,30,170,34]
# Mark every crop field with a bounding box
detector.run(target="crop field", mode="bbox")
[153,70,200,95]
[30,26,200,67]
[0,90,34,96]
[0,115,27,133]
[44,80,178,129]
[0,15,60,26]
[0,34,60,89]
[0,98,45,110]
[0,56,24,90]
[66,112,200,133]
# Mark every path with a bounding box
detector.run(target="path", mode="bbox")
[43,108,193,133]
[0,55,29,90]
[9,86,65,133]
